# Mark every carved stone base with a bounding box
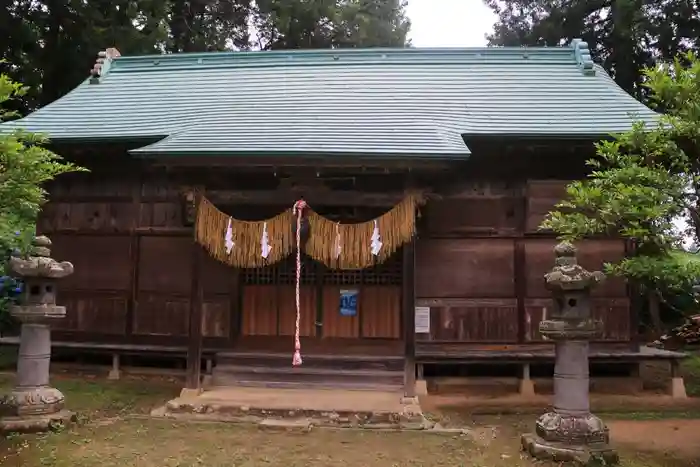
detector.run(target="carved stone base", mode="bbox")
[0,409,74,434]
[521,433,619,466]
[536,411,610,445]
[0,386,66,417]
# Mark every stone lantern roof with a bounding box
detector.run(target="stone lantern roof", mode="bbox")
[9,236,74,279]
[544,242,604,293]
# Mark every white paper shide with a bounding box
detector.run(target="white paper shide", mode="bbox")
[224,217,235,254]
[333,223,342,259]
[370,220,383,256]
[261,221,272,259]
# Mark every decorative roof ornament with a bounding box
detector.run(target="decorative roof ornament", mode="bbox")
[90,48,121,84]
[571,39,595,76]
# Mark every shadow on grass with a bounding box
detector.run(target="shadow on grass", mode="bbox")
[0,372,180,466]
[0,373,179,418]
[682,353,700,396]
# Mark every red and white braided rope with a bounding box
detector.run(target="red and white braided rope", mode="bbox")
[292,200,307,366]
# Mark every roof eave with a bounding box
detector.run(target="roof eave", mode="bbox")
[129,148,472,161]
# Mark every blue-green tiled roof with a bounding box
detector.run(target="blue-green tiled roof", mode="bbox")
[2,40,660,158]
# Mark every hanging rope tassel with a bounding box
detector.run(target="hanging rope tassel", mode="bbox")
[292,200,307,366]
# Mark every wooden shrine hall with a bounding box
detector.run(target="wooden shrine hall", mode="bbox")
[0,39,686,398]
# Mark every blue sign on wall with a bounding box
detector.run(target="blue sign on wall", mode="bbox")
[339,289,358,317]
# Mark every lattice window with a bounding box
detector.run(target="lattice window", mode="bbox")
[237,204,403,286]
[241,254,317,286]
[323,248,403,286]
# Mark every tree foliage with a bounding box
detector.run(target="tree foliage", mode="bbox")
[253,0,409,49]
[484,0,700,100]
[542,51,700,298]
[0,73,86,268]
[0,72,86,331]
[2,0,410,115]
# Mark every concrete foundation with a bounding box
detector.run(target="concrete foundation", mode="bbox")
[670,377,688,399]
[519,378,536,397]
[156,386,431,430]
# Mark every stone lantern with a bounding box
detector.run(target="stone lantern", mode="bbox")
[521,242,618,465]
[0,236,74,433]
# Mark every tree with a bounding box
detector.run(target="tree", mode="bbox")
[541,51,700,334]
[484,0,700,100]
[167,0,251,52]
[252,0,410,50]
[0,73,86,266]
[0,73,86,333]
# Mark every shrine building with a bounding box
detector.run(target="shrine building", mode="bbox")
[1,39,683,397]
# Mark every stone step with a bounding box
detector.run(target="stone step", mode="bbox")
[212,364,404,389]
[209,378,402,392]
[216,352,404,372]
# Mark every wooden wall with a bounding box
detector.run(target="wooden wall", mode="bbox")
[415,180,631,347]
[39,171,234,347]
[38,169,633,351]
[38,169,403,347]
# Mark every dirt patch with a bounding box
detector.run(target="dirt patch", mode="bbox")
[608,419,700,462]
[421,392,700,418]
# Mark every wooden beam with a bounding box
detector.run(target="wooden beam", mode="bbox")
[148,155,453,171]
[402,240,417,398]
[204,189,415,207]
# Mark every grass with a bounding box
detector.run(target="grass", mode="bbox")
[0,373,696,466]
[681,353,700,396]
[0,372,179,419]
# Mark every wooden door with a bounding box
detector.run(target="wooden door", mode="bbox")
[239,255,318,337]
[321,253,402,339]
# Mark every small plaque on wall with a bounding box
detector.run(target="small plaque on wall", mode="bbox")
[415,306,431,333]
[339,289,359,317]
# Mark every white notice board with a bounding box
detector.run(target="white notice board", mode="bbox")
[415,306,431,334]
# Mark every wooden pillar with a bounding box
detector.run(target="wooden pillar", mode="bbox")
[184,193,204,395]
[126,175,142,337]
[625,239,641,351]
[402,240,416,399]
[515,239,526,343]
[515,183,528,344]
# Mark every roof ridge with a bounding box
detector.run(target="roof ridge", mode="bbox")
[94,45,580,77]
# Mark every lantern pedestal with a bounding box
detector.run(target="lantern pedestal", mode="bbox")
[0,236,75,433]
